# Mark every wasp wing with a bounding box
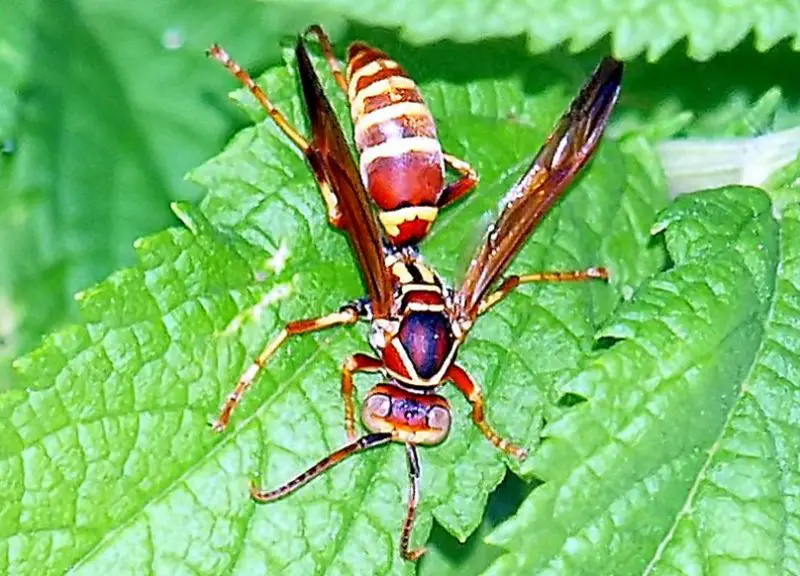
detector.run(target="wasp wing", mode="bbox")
[455,57,623,322]
[295,39,394,318]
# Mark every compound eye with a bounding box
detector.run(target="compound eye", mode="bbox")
[427,405,451,435]
[364,393,392,419]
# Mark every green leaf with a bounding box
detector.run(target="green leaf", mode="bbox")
[0,0,340,363]
[484,185,800,574]
[0,0,31,141]
[420,474,533,575]
[609,41,800,144]
[0,45,667,573]
[262,0,800,61]
[612,41,800,197]
[0,0,34,389]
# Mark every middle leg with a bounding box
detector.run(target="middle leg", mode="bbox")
[214,307,361,431]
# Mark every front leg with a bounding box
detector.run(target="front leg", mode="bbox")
[214,307,361,431]
[341,353,384,440]
[445,364,527,460]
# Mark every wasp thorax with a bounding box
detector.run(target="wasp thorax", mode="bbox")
[395,310,454,380]
[362,384,451,445]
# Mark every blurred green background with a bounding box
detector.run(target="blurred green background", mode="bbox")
[2,1,799,571]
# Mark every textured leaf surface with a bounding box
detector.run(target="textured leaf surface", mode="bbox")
[0,47,667,573]
[263,0,800,61]
[0,0,338,365]
[484,185,800,574]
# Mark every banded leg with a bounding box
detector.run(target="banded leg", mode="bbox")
[303,25,348,93]
[341,353,384,440]
[400,443,426,561]
[250,432,393,501]
[439,153,479,207]
[446,364,528,460]
[207,43,343,226]
[477,267,608,316]
[213,308,360,431]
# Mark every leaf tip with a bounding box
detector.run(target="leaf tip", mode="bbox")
[620,284,635,301]
[596,323,634,342]
[171,201,195,231]
[650,219,669,236]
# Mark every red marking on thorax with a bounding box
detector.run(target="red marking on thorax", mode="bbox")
[404,291,445,307]
[397,311,454,380]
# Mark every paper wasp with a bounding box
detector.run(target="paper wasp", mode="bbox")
[212,25,476,248]
[208,27,622,561]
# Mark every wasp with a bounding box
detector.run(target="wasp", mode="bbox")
[211,25,477,247]
[208,28,622,561]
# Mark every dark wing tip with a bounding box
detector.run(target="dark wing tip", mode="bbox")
[295,34,313,70]
[591,57,624,99]
[579,57,623,132]
[454,56,623,320]
[597,57,624,82]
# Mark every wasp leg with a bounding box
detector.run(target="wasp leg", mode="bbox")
[250,432,393,501]
[446,364,527,460]
[207,43,344,227]
[303,25,349,94]
[213,308,361,431]
[477,267,608,316]
[208,43,309,151]
[400,443,427,561]
[438,153,479,207]
[341,353,384,440]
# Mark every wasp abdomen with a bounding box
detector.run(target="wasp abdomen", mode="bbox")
[346,43,445,245]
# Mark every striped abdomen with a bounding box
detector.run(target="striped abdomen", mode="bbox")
[346,42,445,246]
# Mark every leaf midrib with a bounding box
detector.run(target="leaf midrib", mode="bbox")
[642,215,786,574]
[67,329,341,572]
[550,308,764,573]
